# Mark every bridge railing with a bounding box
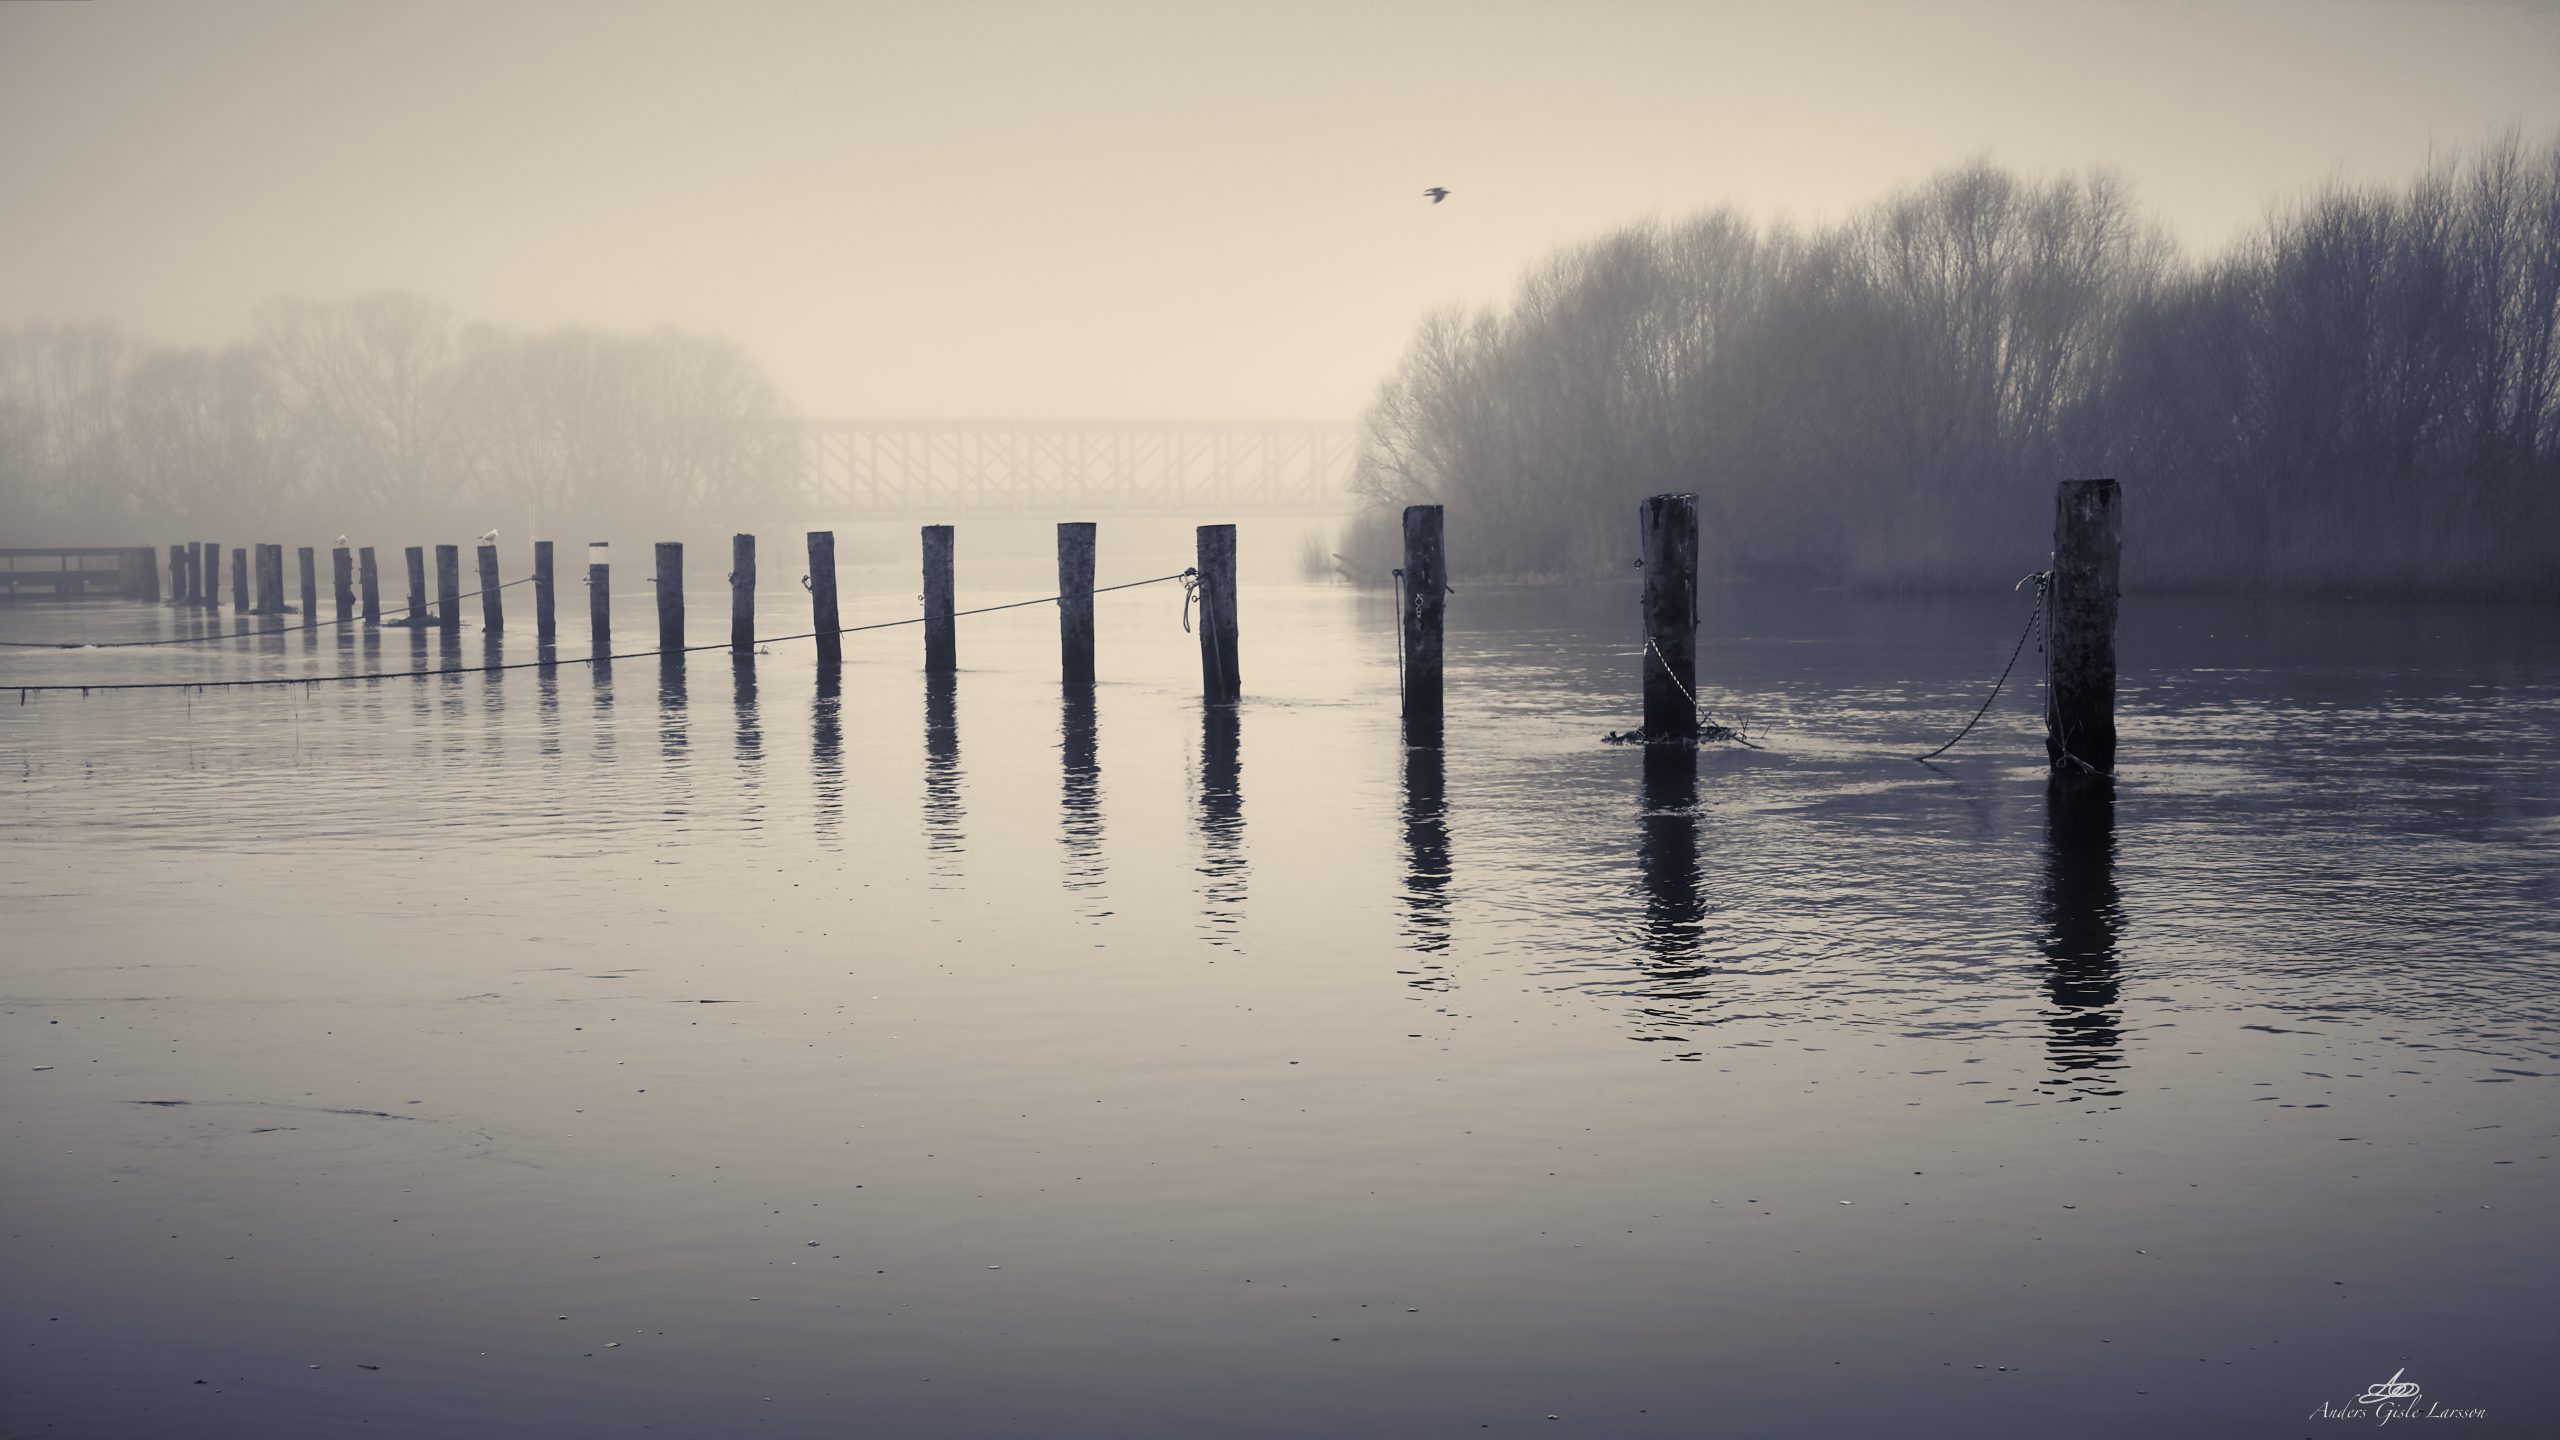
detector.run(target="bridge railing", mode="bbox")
[793,419,1358,518]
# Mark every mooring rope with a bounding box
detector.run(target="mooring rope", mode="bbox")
[0,575,540,650]
[1912,569,2050,763]
[1636,636,1762,749]
[6,570,1194,698]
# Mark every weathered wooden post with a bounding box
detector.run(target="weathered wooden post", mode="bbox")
[1057,521,1096,684]
[403,546,428,626]
[1194,523,1240,703]
[533,541,556,646]
[434,544,461,632]
[1638,493,1700,741]
[588,543,611,656]
[477,542,503,634]
[231,547,249,613]
[253,543,283,615]
[297,547,317,621]
[166,544,185,604]
[655,541,685,656]
[807,531,841,665]
[203,542,221,609]
[358,547,382,625]
[332,546,355,623]
[730,533,756,655]
[180,543,200,604]
[921,524,956,672]
[134,547,160,602]
[2047,478,2121,774]
[1401,505,1445,742]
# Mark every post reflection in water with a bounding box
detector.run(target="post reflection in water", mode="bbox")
[1059,682,1104,895]
[657,657,690,819]
[591,656,617,766]
[732,655,763,832]
[1632,743,1713,1054]
[1195,703,1245,945]
[1400,737,1451,958]
[2038,775,2127,1099]
[922,670,963,870]
[811,662,843,842]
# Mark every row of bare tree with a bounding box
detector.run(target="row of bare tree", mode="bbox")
[1349,132,2560,593]
[0,294,797,541]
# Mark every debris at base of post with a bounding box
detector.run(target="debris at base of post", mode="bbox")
[1604,721,1755,748]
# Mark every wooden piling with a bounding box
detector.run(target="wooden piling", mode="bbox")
[332,547,355,623]
[434,544,460,631]
[2047,478,2121,774]
[1057,521,1096,684]
[203,542,221,609]
[404,546,427,625]
[921,525,956,673]
[477,543,503,635]
[730,533,756,655]
[135,547,160,602]
[1194,523,1240,703]
[807,531,841,666]
[533,541,556,646]
[358,547,381,625]
[655,541,684,656]
[1638,493,1700,741]
[183,542,202,604]
[231,548,248,613]
[588,544,611,656]
[254,543,282,615]
[166,545,185,605]
[1400,505,1446,741]
[297,547,317,622]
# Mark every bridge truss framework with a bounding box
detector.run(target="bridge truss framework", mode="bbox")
[793,419,1359,518]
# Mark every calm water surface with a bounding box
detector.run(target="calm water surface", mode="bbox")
[3,564,2555,1438]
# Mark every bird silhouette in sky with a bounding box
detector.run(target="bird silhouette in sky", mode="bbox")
[1424,187,1450,203]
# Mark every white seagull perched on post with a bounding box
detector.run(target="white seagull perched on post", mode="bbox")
[332,534,349,547]
[478,529,499,545]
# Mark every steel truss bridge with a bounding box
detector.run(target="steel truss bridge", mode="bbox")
[792,419,1358,518]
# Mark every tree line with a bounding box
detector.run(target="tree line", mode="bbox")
[0,293,797,542]
[1348,131,2560,594]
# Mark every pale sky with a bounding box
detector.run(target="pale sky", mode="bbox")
[4,0,2555,420]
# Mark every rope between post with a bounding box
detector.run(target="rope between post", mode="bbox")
[0,574,540,650]
[1912,569,2049,763]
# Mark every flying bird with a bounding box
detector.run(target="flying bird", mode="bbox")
[1424,187,1450,203]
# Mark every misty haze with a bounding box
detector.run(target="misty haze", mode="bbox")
[3,3,2556,1437]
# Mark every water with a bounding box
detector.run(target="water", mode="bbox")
[3,568,2555,1438]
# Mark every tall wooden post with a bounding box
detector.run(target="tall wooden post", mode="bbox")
[182,542,202,604]
[202,541,220,609]
[807,531,841,666]
[297,547,318,621]
[2048,479,2121,774]
[1400,505,1446,741]
[1194,523,1240,703]
[477,543,503,634]
[358,547,381,625]
[254,543,283,614]
[655,541,685,655]
[332,547,355,623]
[403,546,427,626]
[921,525,956,672]
[1638,493,1700,741]
[134,547,160,602]
[434,544,461,632]
[730,533,756,655]
[231,548,249,613]
[533,541,556,646]
[167,544,185,605]
[588,544,612,656]
[1057,521,1096,684]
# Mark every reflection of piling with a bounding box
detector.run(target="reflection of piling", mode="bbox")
[922,525,956,672]
[331,547,354,623]
[532,541,555,646]
[730,533,756,656]
[404,547,426,625]
[1400,741,1451,954]
[1401,504,1445,742]
[654,542,685,656]
[297,547,317,623]
[807,531,841,666]
[1639,493,1700,741]
[1057,521,1096,684]
[1637,742,1705,964]
[434,544,461,632]
[2038,774,2125,1095]
[478,544,503,634]
[359,547,381,625]
[2048,479,2121,773]
[1060,681,1102,888]
[1194,523,1239,703]
[588,546,611,657]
